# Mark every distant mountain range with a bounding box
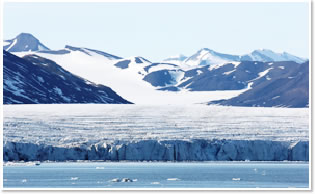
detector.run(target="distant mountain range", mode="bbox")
[3,33,309,107]
[164,48,307,66]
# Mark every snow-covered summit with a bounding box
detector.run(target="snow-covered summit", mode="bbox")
[3,33,50,52]
[183,48,240,66]
[240,49,307,63]
[182,48,307,66]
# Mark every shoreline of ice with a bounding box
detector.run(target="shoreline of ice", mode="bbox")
[4,139,309,162]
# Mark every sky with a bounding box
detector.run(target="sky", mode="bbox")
[3,2,309,61]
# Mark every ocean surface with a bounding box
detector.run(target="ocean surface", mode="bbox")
[3,162,309,188]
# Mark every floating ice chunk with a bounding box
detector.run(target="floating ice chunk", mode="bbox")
[110,178,120,182]
[151,182,160,184]
[71,177,79,180]
[232,178,241,181]
[132,179,138,182]
[262,171,266,176]
[4,179,7,182]
[121,178,133,182]
[96,167,104,169]
[167,178,181,181]
[21,179,27,183]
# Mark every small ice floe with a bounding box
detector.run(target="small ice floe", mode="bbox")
[132,179,138,182]
[110,178,120,182]
[21,179,27,183]
[232,178,241,181]
[97,181,102,184]
[261,170,266,176]
[71,182,76,185]
[253,168,258,172]
[151,182,160,185]
[4,162,37,166]
[121,178,133,182]
[70,177,79,180]
[3,179,7,182]
[167,178,180,181]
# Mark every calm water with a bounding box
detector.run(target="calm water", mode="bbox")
[3,162,309,188]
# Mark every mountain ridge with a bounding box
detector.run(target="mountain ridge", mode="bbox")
[3,33,309,107]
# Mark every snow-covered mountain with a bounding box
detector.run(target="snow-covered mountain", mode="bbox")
[183,48,240,66]
[240,49,307,63]
[3,33,50,52]
[179,48,307,67]
[3,50,132,104]
[4,33,309,107]
[209,61,309,108]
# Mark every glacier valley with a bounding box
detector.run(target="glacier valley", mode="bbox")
[3,104,309,162]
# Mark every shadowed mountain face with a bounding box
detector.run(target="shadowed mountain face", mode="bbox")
[209,61,309,108]
[176,61,303,91]
[3,51,132,104]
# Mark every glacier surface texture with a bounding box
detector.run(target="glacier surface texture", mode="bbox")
[3,104,309,161]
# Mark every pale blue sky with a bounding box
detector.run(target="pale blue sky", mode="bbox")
[4,2,309,61]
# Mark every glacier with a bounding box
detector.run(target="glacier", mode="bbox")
[3,104,309,162]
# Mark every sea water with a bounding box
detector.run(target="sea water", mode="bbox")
[3,162,309,188]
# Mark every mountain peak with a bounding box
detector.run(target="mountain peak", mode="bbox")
[4,33,49,52]
[16,32,37,39]
[253,48,275,54]
[198,48,213,53]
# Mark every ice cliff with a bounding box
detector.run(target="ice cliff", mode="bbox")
[4,139,308,162]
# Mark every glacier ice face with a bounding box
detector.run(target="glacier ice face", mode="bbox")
[3,104,309,162]
[3,139,308,162]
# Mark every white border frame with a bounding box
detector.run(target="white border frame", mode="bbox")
[0,0,312,192]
